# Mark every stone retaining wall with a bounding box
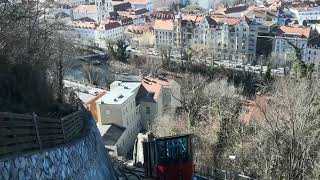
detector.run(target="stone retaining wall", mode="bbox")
[0,112,117,180]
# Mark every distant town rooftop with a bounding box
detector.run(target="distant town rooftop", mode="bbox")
[73,4,97,14]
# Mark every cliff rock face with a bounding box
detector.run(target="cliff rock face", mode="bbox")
[0,113,117,180]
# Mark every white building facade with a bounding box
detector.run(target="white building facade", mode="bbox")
[96,81,142,156]
[96,22,124,47]
[290,7,320,25]
[272,26,311,63]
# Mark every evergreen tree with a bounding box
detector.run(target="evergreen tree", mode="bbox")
[286,40,312,78]
[107,39,129,63]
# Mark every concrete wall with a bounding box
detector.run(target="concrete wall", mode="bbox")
[99,103,123,126]
[0,112,117,180]
[140,101,159,130]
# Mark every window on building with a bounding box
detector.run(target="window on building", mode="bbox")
[146,107,151,115]
[105,110,111,115]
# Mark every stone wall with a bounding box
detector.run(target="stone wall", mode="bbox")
[0,112,117,180]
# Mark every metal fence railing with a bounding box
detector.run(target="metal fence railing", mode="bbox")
[193,165,257,180]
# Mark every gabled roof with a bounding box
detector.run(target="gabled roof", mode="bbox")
[154,19,174,31]
[73,5,96,14]
[308,35,320,47]
[212,17,241,26]
[54,12,70,19]
[182,15,203,23]
[109,11,120,20]
[205,16,218,27]
[224,5,249,14]
[69,21,97,29]
[121,17,134,26]
[278,26,311,38]
[113,2,131,11]
[126,24,153,34]
[135,8,148,15]
[241,16,252,25]
[129,0,148,5]
[100,22,122,31]
[152,11,175,20]
[141,77,174,101]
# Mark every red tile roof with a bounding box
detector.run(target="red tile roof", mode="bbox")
[240,96,269,124]
[141,77,173,100]
[182,15,203,23]
[129,0,148,5]
[153,19,174,31]
[279,26,311,38]
[212,17,241,26]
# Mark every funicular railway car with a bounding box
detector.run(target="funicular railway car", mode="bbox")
[143,134,193,180]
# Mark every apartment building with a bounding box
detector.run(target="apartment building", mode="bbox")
[272,26,311,63]
[68,20,123,47]
[68,20,98,44]
[118,10,148,25]
[124,24,154,48]
[303,35,320,64]
[96,22,124,47]
[290,8,320,25]
[154,13,259,62]
[154,19,175,48]
[65,75,181,156]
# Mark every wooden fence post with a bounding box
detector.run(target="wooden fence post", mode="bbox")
[60,118,66,143]
[72,114,76,139]
[32,112,42,150]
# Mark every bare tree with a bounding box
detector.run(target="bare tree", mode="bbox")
[138,32,154,48]
[249,79,320,179]
[156,76,243,167]
[159,46,172,68]
[0,0,77,112]
[81,63,102,86]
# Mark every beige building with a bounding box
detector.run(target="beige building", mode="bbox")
[124,24,154,48]
[154,13,259,62]
[96,21,124,47]
[95,81,142,156]
[154,19,175,48]
[140,76,181,130]
[64,76,181,157]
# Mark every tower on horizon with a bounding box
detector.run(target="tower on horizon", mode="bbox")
[95,0,114,23]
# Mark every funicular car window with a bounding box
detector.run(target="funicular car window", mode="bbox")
[156,136,189,164]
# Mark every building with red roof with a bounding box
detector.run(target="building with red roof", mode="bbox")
[139,76,181,130]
